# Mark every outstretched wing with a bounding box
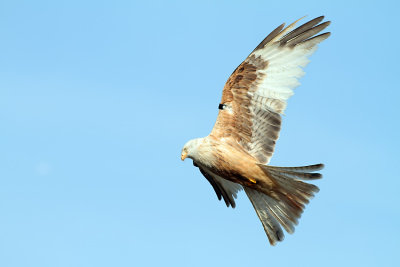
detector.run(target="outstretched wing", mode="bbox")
[210,16,330,164]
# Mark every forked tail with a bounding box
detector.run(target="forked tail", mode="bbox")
[244,163,324,245]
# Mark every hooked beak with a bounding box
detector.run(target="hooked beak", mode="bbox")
[181,151,187,161]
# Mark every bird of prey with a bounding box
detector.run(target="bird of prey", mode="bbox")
[181,16,330,245]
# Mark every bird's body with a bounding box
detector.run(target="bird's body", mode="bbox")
[193,136,274,190]
[181,16,330,245]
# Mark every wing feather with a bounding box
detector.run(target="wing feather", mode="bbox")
[197,165,242,208]
[210,16,330,164]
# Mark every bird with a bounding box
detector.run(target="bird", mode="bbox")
[181,16,330,245]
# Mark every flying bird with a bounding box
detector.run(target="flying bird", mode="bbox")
[181,16,330,245]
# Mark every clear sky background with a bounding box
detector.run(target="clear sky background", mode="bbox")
[1,0,399,266]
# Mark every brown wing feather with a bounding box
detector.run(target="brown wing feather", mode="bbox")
[211,57,267,148]
[210,51,279,162]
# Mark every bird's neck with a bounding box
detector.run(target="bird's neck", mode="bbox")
[191,136,217,168]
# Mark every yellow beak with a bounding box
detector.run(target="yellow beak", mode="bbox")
[181,152,187,161]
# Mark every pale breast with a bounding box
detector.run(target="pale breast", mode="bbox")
[198,136,267,187]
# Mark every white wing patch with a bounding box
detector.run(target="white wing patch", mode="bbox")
[252,43,318,114]
[243,19,330,164]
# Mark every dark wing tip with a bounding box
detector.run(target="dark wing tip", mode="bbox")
[198,167,222,201]
[323,32,331,37]
[252,23,285,53]
[252,16,330,54]
[197,166,236,208]
[310,173,323,179]
[314,15,325,21]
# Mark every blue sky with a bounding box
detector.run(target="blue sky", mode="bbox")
[1,0,399,266]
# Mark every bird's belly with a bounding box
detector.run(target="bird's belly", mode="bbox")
[208,143,273,188]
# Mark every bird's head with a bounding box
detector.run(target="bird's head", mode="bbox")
[181,138,203,161]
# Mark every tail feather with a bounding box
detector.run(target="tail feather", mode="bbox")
[244,187,285,245]
[265,163,324,173]
[245,163,323,245]
[268,169,322,180]
[267,171,319,205]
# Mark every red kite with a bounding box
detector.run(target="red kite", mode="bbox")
[181,16,330,245]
